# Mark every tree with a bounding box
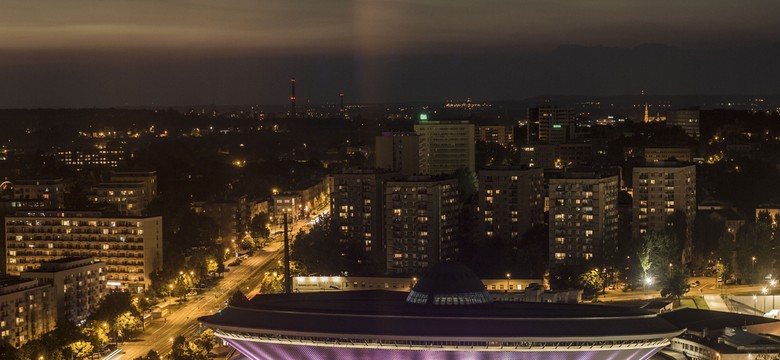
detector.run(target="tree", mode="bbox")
[259,271,285,294]
[113,311,142,341]
[90,292,139,323]
[67,341,94,360]
[249,212,271,241]
[0,340,21,360]
[578,268,605,297]
[171,335,208,360]
[291,220,345,275]
[661,269,690,304]
[82,320,110,349]
[228,290,248,306]
[636,232,679,284]
[196,329,218,353]
[134,350,162,360]
[734,222,772,284]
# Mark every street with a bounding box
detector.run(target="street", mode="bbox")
[117,216,314,359]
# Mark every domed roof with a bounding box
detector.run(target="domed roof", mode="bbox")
[406,261,492,305]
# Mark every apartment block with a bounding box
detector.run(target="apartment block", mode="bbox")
[21,257,107,324]
[476,125,514,147]
[666,109,700,140]
[375,132,420,176]
[0,277,55,348]
[549,169,619,269]
[12,179,65,209]
[385,177,459,275]
[478,167,544,241]
[89,182,149,216]
[518,144,556,169]
[632,163,696,258]
[109,171,158,199]
[55,149,127,170]
[200,196,247,243]
[414,121,475,175]
[5,211,163,293]
[272,192,303,225]
[527,106,575,144]
[331,170,394,271]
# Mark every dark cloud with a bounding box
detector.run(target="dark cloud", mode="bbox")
[1,1,779,107]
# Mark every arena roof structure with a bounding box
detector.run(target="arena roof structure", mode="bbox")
[200,262,685,360]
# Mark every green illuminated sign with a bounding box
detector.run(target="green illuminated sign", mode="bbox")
[419,114,428,121]
[552,124,562,129]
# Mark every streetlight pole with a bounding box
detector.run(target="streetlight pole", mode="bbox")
[506,273,511,291]
[754,295,758,315]
[763,287,768,314]
[752,256,756,284]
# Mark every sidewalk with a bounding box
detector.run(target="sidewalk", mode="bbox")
[703,295,730,312]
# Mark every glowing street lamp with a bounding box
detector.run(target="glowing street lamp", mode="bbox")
[506,273,511,291]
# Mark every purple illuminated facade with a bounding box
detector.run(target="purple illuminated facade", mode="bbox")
[201,262,683,360]
[221,339,667,360]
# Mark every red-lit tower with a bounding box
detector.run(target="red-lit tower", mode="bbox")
[290,78,296,117]
[340,93,345,113]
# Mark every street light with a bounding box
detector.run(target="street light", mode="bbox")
[506,273,511,291]
[752,256,757,284]
[763,287,769,313]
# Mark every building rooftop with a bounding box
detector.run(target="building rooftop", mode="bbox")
[201,290,682,339]
[406,261,492,305]
[659,308,776,332]
[14,178,63,185]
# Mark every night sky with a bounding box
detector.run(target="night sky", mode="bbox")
[2,1,779,107]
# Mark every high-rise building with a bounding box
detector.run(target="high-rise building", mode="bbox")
[89,182,149,216]
[21,257,107,324]
[549,169,619,269]
[375,132,420,176]
[414,121,475,176]
[518,144,556,169]
[201,196,248,243]
[527,106,575,144]
[476,125,514,147]
[478,167,544,241]
[666,109,700,140]
[385,177,459,275]
[0,277,55,348]
[556,143,593,167]
[12,179,65,209]
[109,171,158,199]
[632,163,696,260]
[54,148,127,170]
[5,211,163,293]
[331,170,394,272]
